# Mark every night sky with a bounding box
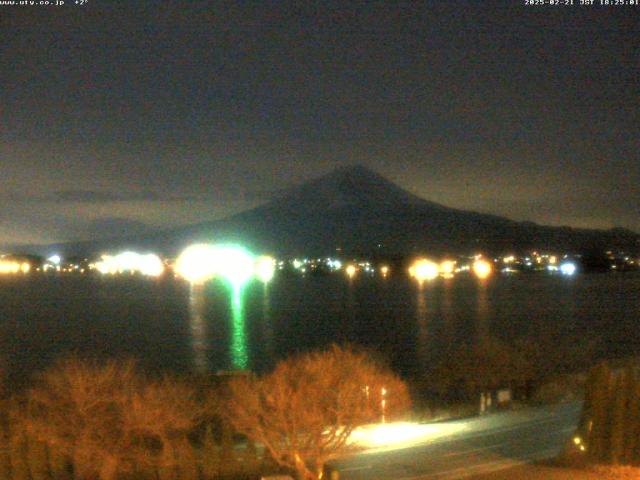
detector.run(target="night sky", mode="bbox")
[1,0,638,246]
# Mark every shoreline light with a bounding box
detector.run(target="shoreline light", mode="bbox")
[346,264,357,279]
[47,255,61,265]
[0,261,31,274]
[216,246,255,288]
[560,262,577,276]
[175,244,219,283]
[439,260,456,278]
[255,256,276,284]
[409,259,439,283]
[94,252,164,277]
[472,259,492,279]
[176,244,255,287]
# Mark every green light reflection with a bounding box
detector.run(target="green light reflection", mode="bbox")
[188,284,210,373]
[230,284,248,370]
[262,284,274,357]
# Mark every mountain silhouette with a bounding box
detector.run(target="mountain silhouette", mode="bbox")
[155,165,639,257]
[18,165,640,257]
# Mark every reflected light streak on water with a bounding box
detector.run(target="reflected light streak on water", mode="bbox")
[441,278,455,342]
[476,279,490,344]
[346,277,356,325]
[262,285,274,357]
[415,283,428,370]
[2,273,638,384]
[188,284,210,373]
[230,285,249,370]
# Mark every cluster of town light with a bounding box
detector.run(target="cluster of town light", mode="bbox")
[0,246,583,282]
[0,260,30,274]
[500,251,580,275]
[407,257,493,283]
[408,259,440,282]
[93,252,165,277]
[175,244,276,286]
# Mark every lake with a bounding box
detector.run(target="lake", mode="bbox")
[0,272,638,386]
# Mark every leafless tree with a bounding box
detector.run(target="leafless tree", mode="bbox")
[25,358,203,480]
[223,345,411,479]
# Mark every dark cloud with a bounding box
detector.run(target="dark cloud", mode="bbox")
[81,217,154,239]
[0,1,638,244]
[5,190,196,204]
[50,190,196,203]
[51,190,127,203]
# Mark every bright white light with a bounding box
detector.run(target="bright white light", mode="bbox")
[95,252,164,277]
[560,262,577,276]
[214,246,255,287]
[350,422,467,451]
[175,244,219,283]
[47,255,61,265]
[177,244,255,286]
[94,255,114,274]
[138,254,164,277]
[409,259,439,283]
[255,255,276,283]
[472,259,492,279]
[116,251,139,272]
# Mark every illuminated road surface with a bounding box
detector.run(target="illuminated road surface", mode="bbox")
[331,402,581,479]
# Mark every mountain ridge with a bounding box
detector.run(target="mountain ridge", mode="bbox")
[8,165,640,257]
[153,165,639,256]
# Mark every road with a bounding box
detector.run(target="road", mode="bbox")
[330,402,582,480]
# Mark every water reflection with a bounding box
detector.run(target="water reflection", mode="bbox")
[262,285,274,358]
[1,272,637,384]
[476,279,490,344]
[441,279,455,342]
[230,285,248,370]
[188,284,210,373]
[415,284,429,370]
[345,278,356,326]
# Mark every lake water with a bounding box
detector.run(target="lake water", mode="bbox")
[0,272,638,385]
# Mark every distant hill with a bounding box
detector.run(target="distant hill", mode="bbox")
[14,165,640,257]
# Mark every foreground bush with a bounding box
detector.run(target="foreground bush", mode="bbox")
[24,359,204,480]
[429,338,531,401]
[223,345,411,480]
[590,465,640,479]
[580,361,640,465]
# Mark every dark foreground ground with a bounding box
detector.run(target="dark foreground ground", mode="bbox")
[470,463,640,479]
